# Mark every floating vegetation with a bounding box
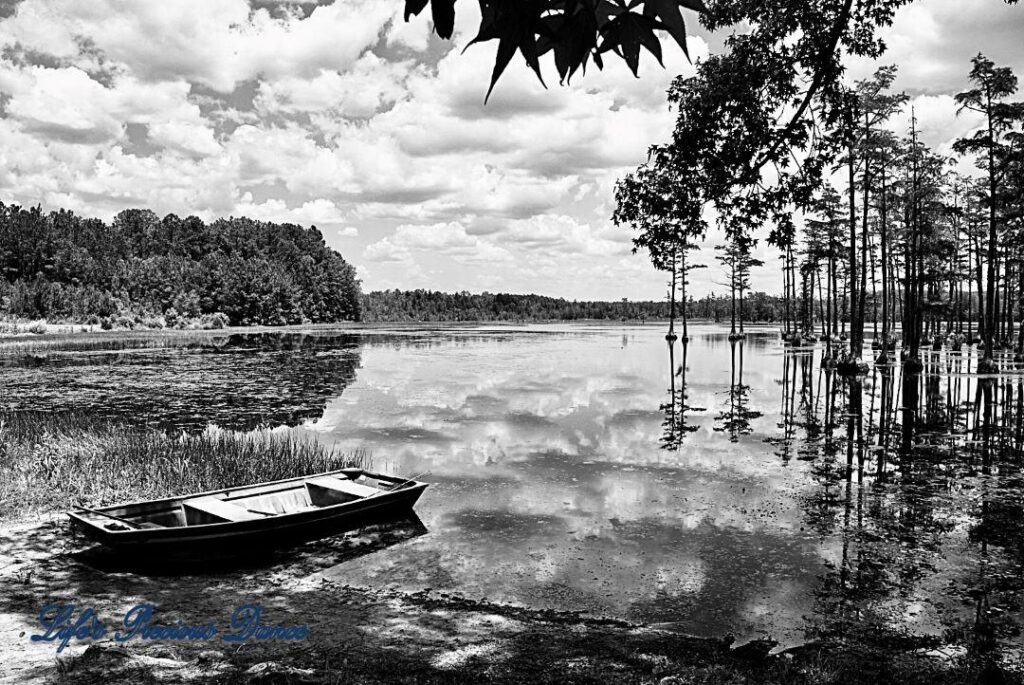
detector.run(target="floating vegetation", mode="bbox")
[0,410,367,520]
[0,332,363,432]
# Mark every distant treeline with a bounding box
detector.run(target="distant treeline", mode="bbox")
[361,289,791,322]
[0,203,361,327]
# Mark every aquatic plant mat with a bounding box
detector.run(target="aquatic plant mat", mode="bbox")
[0,410,364,518]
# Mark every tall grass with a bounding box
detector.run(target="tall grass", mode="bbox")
[0,411,366,520]
[0,330,231,357]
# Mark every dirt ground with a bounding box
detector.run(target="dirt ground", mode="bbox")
[0,516,1019,685]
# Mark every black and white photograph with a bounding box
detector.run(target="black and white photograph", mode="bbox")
[2,0,1024,682]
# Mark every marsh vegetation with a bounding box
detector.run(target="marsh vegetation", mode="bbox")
[0,410,364,519]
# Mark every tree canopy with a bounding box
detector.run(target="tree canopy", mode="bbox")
[0,204,362,327]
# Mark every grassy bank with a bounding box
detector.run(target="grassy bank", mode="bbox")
[0,411,363,520]
[0,312,231,338]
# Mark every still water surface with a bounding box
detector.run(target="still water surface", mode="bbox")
[3,323,1022,654]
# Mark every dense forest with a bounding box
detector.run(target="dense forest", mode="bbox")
[0,203,361,328]
[360,289,790,323]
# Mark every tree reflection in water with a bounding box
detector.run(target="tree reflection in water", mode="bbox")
[713,340,763,441]
[657,338,1024,669]
[660,339,701,450]
[770,344,1023,671]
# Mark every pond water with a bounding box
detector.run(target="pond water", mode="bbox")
[3,323,1023,656]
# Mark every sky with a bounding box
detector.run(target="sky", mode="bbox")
[0,0,1023,300]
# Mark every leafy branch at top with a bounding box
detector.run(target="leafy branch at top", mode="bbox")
[404,0,706,100]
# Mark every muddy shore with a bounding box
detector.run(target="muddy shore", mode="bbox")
[0,516,1017,685]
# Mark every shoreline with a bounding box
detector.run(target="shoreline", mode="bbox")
[0,516,1002,685]
[0,318,787,343]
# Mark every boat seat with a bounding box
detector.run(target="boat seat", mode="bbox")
[305,476,379,506]
[182,496,264,524]
[306,476,379,498]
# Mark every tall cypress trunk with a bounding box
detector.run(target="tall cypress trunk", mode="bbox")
[880,163,889,352]
[903,163,913,354]
[831,240,839,338]
[826,242,834,356]
[668,250,677,337]
[739,273,745,334]
[1003,257,1012,344]
[859,109,870,358]
[953,185,962,336]
[730,255,736,334]
[818,267,826,336]
[983,83,998,365]
[1017,263,1024,358]
[783,252,790,334]
[848,144,859,359]
[976,233,986,344]
[870,234,878,339]
[967,236,974,340]
[681,249,688,340]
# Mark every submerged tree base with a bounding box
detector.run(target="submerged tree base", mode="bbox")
[903,356,924,373]
[977,356,1000,374]
[836,359,869,376]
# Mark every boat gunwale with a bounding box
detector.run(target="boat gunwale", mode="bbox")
[68,470,427,538]
[75,467,408,512]
[68,483,428,541]
[68,485,428,551]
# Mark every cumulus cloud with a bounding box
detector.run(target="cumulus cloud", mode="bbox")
[364,221,514,266]
[846,0,1024,96]
[0,0,396,91]
[0,0,1004,299]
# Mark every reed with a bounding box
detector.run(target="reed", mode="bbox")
[0,410,365,520]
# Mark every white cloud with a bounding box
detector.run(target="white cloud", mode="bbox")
[254,53,413,119]
[845,0,1024,96]
[364,221,514,266]
[0,0,1003,300]
[0,0,397,91]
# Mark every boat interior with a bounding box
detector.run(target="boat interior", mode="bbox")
[84,472,400,531]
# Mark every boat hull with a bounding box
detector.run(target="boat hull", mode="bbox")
[68,470,428,558]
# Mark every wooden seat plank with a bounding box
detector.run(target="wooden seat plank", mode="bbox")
[183,496,264,523]
[306,476,379,498]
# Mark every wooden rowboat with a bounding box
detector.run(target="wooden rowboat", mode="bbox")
[68,468,428,557]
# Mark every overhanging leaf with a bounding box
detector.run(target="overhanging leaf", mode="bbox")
[453,0,706,100]
[643,0,690,57]
[481,0,548,102]
[432,0,456,39]
[598,12,662,76]
[404,0,429,20]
